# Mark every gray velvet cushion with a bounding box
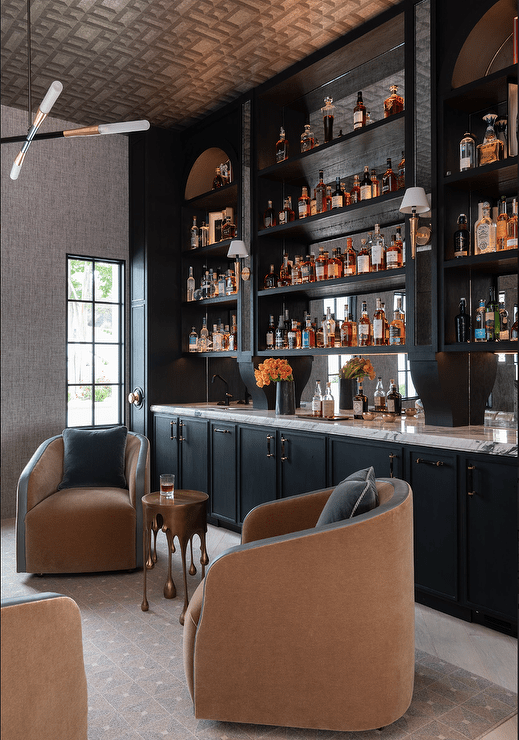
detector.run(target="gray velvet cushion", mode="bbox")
[58,426,128,490]
[316,466,378,526]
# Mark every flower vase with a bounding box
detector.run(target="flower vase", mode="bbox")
[275,381,295,415]
[339,378,354,411]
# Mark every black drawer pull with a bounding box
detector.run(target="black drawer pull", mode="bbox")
[416,458,444,467]
[214,428,231,434]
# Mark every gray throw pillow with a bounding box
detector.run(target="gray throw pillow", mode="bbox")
[316,466,378,526]
[58,426,128,490]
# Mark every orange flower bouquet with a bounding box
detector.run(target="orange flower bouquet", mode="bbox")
[339,356,376,381]
[254,358,294,387]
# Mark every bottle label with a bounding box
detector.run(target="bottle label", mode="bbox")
[474,328,486,340]
[372,245,383,265]
[358,326,370,343]
[189,337,198,352]
[316,264,326,280]
[353,111,363,128]
[387,398,396,413]
[278,211,287,225]
[506,238,518,248]
[476,224,492,252]
[312,399,322,415]
[288,332,297,349]
[266,331,274,347]
[374,396,385,408]
[357,255,370,273]
[460,156,472,170]
[386,250,399,266]
[344,264,355,275]
[373,319,384,339]
[360,185,371,200]
[302,333,310,348]
[331,195,343,209]
[353,398,364,415]
[264,214,274,227]
[322,400,334,418]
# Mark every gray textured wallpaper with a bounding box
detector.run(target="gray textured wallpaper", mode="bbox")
[1,105,129,518]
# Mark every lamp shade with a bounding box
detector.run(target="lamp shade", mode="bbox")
[399,187,430,214]
[227,239,248,258]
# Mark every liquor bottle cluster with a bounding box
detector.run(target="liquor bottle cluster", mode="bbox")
[458,112,508,171]
[310,376,403,419]
[211,161,232,188]
[188,315,238,353]
[274,85,405,162]
[190,209,236,249]
[265,298,405,350]
[311,380,336,418]
[468,289,517,343]
[186,265,237,301]
[262,159,404,228]
[453,197,518,257]
[262,226,404,291]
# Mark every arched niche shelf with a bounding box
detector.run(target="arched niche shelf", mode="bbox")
[452,0,515,88]
[184,147,232,200]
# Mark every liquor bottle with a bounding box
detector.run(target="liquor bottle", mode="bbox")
[454,298,471,343]
[342,183,351,206]
[510,304,518,340]
[370,169,380,198]
[275,315,285,349]
[209,269,218,297]
[199,221,209,247]
[301,254,314,283]
[301,317,316,348]
[357,238,371,274]
[454,214,470,257]
[276,126,288,163]
[353,91,366,130]
[495,117,508,158]
[279,196,295,224]
[186,266,195,302]
[386,234,403,269]
[321,381,335,418]
[383,84,404,117]
[371,224,386,272]
[188,326,198,353]
[505,198,518,250]
[200,268,210,299]
[321,97,335,143]
[300,123,315,152]
[474,298,486,342]
[360,165,372,200]
[316,317,325,348]
[386,379,402,415]
[264,264,277,289]
[353,380,368,419]
[331,177,343,209]
[315,170,326,213]
[477,113,503,166]
[322,307,336,348]
[315,247,328,281]
[199,317,209,352]
[310,189,317,215]
[212,323,223,352]
[217,272,226,296]
[212,166,224,189]
[395,225,404,265]
[229,315,237,352]
[287,320,297,350]
[381,158,397,194]
[350,173,361,204]
[496,195,509,250]
[291,255,303,285]
[389,297,406,346]
[365,110,372,125]
[343,236,357,275]
[499,301,509,341]
[312,380,322,417]
[358,301,372,346]
[374,377,386,411]
[266,315,275,350]
[278,253,291,286]
[225,268,236,295]
[222,324,230,351]
[263,200,277,228]
[397,151,405,189]
[372,298,387,346]
[474,202,496,254]
[459,132,476,171]
[298,186,311,219]
[221,215,237,240]
[381,302,390,344]
[485,286,500,341]
[328,248,343,279]
[324,186,333,211]
[190,216,199,249]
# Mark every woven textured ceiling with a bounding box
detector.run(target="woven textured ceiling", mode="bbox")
[1,0,401,131]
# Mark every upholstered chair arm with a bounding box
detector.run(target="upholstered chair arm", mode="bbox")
[241,487,334,543]
[125,432,150,509]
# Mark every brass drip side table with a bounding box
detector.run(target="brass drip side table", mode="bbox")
[141,490,209,624]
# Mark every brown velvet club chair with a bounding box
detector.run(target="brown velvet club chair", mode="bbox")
[16,431,150,574]
[1,592,88,740]
[184,477,414,733]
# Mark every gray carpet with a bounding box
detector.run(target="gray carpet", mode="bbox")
[2,519,516,740]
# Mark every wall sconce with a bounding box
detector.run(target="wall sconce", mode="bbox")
[399,187,430,259]
[227,239,250,285]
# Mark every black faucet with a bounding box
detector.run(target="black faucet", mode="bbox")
[238,386,252,405]
[211,374,233,406]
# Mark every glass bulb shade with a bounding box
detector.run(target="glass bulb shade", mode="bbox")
[39,81,63,113]
[227,240,248,257]
[399,187,430,214]
[98,120,150,135]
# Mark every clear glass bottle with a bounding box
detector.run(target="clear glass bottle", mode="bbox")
[300,123,315,152]
[386,379,402,415]
[474,298,486,342]
[374,377,386,411]
[300,254,314,284]
[321,381,335,418]
[264,264,277,289]
[358,301,372,346]
[324,185,333,211]
[186,266,195,302]
[353,380,368,419]
[279,196,295,224]
[360,165,372,200]
[225,268,236,295]
[287,321,297,350]
[190,216,199,249]
[506,198,518,250]
[278,253,291,286]
[353,91,366,130]
[485,286,500,341]
[188,326,198,353]
[322,307,336,348]
[275,315,285,349]
[459,132,476,171]
[372,298,387,346]
[389,297,406,346]
[263,200,277,228]
[312,380,323,417]
[321,97,335,143]
[275,126,288,163]
[381,158,397,194]
[212,323,223,352]
[383,84,404,117]
[371,224,386,272]
[331,177,343,209]
[477,113,504,166]
[496,195,509,251]
[199,317,209,352]
[266,314,275,350]
[199,220,209,247]
[298,186,311,219]
[454,214,470,257]
[455,298,471,343]
[217,272,226,296]
[474,202,496,254]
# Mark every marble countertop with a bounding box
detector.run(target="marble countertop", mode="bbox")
[151,403,518,458]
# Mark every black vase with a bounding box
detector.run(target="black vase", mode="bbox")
[275,381,296,415]
[339,378,354,411]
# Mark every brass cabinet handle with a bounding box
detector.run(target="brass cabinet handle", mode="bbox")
[467,464,476,497]
[214,428,231,434]
[281,435,288,462]
[416,458,444,467]
[170,420,176,440]
[178,420,185,442]
[266,434,274,458]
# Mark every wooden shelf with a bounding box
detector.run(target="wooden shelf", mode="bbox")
[443,249,518,275]
[443,158,518,197]
[182,239,236,259]
[183,294,238,308]
[185,182,238,211]
[256,345,409,356]
[443,65,517,113]
[258,268,406,300]
[442,341,518,352]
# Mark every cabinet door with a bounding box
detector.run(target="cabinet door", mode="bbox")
[210,423,237,524]
[238,425,277,523]
[406,450,458,601]
[279,430,327,499]
[179,418,209,494]
[152,414,179,492]
[465,457,517,623]
[329,437,402,484]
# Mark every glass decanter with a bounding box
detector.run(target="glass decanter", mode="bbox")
[477,113,504,166]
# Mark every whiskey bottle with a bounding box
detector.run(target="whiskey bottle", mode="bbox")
[229,315,238,352]
[315,247,328,281]
[298,186,311,219]
[209,268,218,298]
[315,170,326,213]
[221,215,236,240]
[370,168,380,198]
[374,377,386,411]
[310,189,317,215]
[474,202,496,254]
[190,216,199,249]
[188,326,198,353]
[358,301,372,346]
[495,117,508,158]
[454,214,470,257]
[397,151,405,189]
[276,126,288,163]
[300,123,315,152]
[279,196,295,224]
[322,307,336,348]
[395,226,404,265]
[381,158,397,194]
[328,247,343,279]
[312,380,322,417]
[343,237,357,276]
[496,195,509,251]
[300,254,315,283]
[217,272,226,296]
[331,177,343,209]
[510,304,518,340]
[389,297,406,346]
[291,255,303,285]
[225,268,236,295]
[371,224,386,272]
[357,238,371,275]
[360,165,372,200]
[459,132,476,171]
[386,234,403,269]
[324,185,333,211]
[322,381,335,418]
[372,298,387,346]
[353,91,366,130]
[275,315,285,349]
[301,317,316,349]
[383,84,404,117]
[199,317,209,352]
[484,286,500,341]
[353,380,368,419]
[212,166,224,189]
[474,298,486,342]
[263,200,277,228]
[386,379,402,415]
[350,173,361,204]
[316,318,325,348]
[505,198,518,250]
[264,264,277,289]
[223,325,230,351]
[454,298,470,342]
[186,266,195,302]
[278,253,291,286]
[266,315,275,350]
[321,97,335,143]
[499,301,509,341]
[287,320,297,350]
[477,113,503,166]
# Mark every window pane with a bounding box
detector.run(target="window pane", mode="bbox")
[95,304,119,343]
[67,387,93,428]
[95,262,119,303]
[94,387,119,426]
[68,344,93,384]
[68,259,92,301]
[68,303,93,342]
[95,345,120,384]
